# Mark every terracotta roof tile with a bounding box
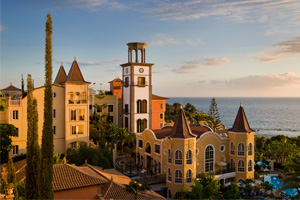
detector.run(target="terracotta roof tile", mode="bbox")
[152,94,169,100]
[53,65,67,85]
[1,84,21,91]
[65,60,90,84]
[153,125,211,139]
[228,103,255,133]
[168,107,197,138]
[53,164,106,192]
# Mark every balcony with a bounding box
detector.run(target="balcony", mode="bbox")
[215,168,236,180]
[10,100,20,106]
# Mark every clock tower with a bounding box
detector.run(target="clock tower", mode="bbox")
[121,42,154,133]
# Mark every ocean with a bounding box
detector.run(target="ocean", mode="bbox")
[167,97,300,138]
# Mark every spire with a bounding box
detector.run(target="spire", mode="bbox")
[53,64,67,85]
[168,107,196,138]
[65,60,89,83]
[228,104,254,133]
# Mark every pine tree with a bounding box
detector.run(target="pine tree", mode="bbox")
[7,158,18,199]
[39,13,54,199]
[207,97,222,131]
[26,74,40,199]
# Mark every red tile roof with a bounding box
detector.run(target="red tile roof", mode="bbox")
[228,103,254,133]
[1,84,21,91]
[153,125,211,139]
[65,60,90,84]
[152,94,169,100]
[53,65,67,85]
[53,164,106,192]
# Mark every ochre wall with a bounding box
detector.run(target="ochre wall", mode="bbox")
[54,185,99,199]
[151,100,166,130]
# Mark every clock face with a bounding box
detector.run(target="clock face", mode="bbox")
[139,68,144,73]
[125,68,128,73]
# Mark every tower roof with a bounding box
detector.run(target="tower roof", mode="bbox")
[228,104,254,133]
[65,60,89,84]
[168,107,196,138]
[1,83,21,91]
[53,64,67,85]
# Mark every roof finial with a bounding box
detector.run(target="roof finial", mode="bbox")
[240,99,243,107]
[74,55,76,61]
[61,61,63,66]
[180,98,183,109]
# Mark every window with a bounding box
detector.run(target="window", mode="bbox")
[168,149,172,164]
[108,105,114,112]
[220,145,225,152]
[125,77,129,87]
[75,92,80,104]
[160,113,163,119]
[52,92,56,98]
[175,170,182,184]
[70,142,78,149]
[89,105,93,110]
[205,145,214,172]
[248,160,253,172]
[248,143,253,156]
[145,142,151,154]
[238,143,245,156]
[186,170,192,183]
[168,168,172,182]
[186,150,192,165]
[12,145,19,155]
[125,117,129,129]
[125,104,129,114]
[138,140,143,148]
[137,119,147,132]
[137,100,147,113]
[154,144,160,154]
[13,110,18,120]
[142,100,147,113]
[14,128,19,137]
[71,109,76,121]
[96,105,102,113]
[71,125,84,135]
[53,126,56,135]
[138,77,145,86]
[175,150,182,165]
[79,109,84,120]
[68,92,74,104]
[160,103,163,109]
[81,92,87,103]
[230,142,235,155]
[230,159,235,171]
[238,160,245,172]
[108,116,113,123]
[53,109,56,119]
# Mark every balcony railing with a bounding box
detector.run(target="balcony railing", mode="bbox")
[10,100,20,105]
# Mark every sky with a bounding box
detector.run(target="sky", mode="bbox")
[1,0,300,97]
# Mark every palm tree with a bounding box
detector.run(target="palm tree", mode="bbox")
[124,179,150,200]
[260,181,273,195]
[277,156,300,198]
[117,128,134,154]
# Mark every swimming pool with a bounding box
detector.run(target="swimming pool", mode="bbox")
[264,175,297,197]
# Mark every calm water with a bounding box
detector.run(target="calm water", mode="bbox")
[167,97,300,137]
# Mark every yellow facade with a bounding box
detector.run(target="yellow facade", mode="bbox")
[136,105,255,198]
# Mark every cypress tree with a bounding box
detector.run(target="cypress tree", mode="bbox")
[25,74,40,199]
[39,13,54,199]
[7,158,18,199]
[21,74,24,95]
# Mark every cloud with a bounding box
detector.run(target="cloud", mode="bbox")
[256,37,300,62]
[173,57,230,74]
[67,0,125,9]
[139,0,300,24]
[37,58,121,67]
[0,25,5,32]
[209,72,300,89]
[148,34,179,46]
[186,39,202,46]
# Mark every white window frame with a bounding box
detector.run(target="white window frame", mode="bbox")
[230,142,235,155]
[174,150,183,165]
[248,160,253,172]
[186,150,192,165]
[12,145,19,155]
[168,149,172,164]
[186,169,192,183]
[248,143,253,156]
[238,143,245,156]
[12,110,18,120]
[238,160,245,172]
[174,170,182,184]
[205,145,214,172]
[167,168,172,182]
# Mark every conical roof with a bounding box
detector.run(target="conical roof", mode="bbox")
[53,65,67,85]
[65,60,89,83]
[228,103,254,133]
[168,106,196,138]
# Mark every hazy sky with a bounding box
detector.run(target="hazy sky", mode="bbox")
[1,0,300,97]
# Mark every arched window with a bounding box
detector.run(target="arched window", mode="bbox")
[174,170,182,184]
[168,149,172,163]
[186,169,192,183]
[175,150,183,165]
[230,142,235,155]
[186,150,192,165]
[137,119,142,132]
[248,160,253,172]
[238,160,245,172]
[158,162,161,174]
[205,145,214,172]
[168,168,172,182]
[142,119,147,131]
[137,100,141,113]
[145,142,151,154]
[238,143,245,156]
[248,143,253,156]
[230,159,235,171]
[81,92,87,103]
[68,92,74,104]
